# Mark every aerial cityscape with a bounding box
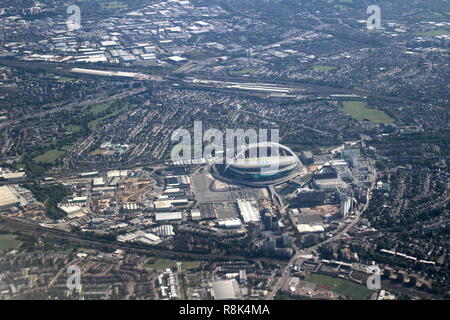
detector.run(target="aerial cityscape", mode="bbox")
[0,0,449,305]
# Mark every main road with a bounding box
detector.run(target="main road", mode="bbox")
[266,162,377,299]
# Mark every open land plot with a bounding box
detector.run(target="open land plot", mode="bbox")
[145,258,200,271]
[0,234,22,253]
[306,273,372,300]
[342,101,394,124]
[33,149,65,164]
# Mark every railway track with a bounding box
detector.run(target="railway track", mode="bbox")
[0,215,285,265]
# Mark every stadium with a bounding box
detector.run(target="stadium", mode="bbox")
[212,142,302,186]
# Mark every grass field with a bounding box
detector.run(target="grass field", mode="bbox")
[410,11,448,20]
[88,102,111,116]
[88,102,130,130]
[312,65,337,71]
[100,1,127,9]
[231,68,255,75]
[67,124,81,133]
[342,101,393,124]
[300,174,312,182]
[34,136,78,163]
[33,101,130,163]
[33,149,65,164]
[306,273,372,300]
[145,258,200,271]
[60,143,75,151]
[415,29,449,37]
[0,234,22,253]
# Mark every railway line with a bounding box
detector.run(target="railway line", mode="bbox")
[0,215,286,265]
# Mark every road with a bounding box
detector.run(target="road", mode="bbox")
[266,162,377,299]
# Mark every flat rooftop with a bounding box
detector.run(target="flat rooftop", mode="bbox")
[0,186,20,209]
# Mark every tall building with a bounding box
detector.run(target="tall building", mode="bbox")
[300,151,314,164]
[341,143,360,167]
[339,197,352,217]
[262,210,274,231]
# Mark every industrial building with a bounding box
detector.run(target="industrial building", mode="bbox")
[165,175,190,187]
[117,230,162,245]
[153,199,189,211]
[59,205,85,219]
[71,68,146,79]
[211,279,242,300]
[93,178,105,187]
[217,218,242,229]
[313,178,347,192]
[107,170,129,178]
[190,208,202,220]
[154,211,183,223]
[150,225,175,237]
[70,196,88,204]
[0,186,20,211]
[0,171,26,180]
[237,199,261,223]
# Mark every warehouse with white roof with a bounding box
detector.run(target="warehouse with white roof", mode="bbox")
[212,279,242,300]
[0,186,20,211]
[155,211,183,222]
[237,199,261,223]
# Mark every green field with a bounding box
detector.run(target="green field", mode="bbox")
[342,101,393,124]
[410,11,448,20]
[300,174,312,182]
[145,258,200,271]
[60,143,75,151]
[88,102,111,116]
[231,68,255,75]
[67,124,81,133]
[88,102,130,130]
[0,234,22,253]
[415,29,449,37]
[31,100,131,165]
[33,149,65,164]
[312,65,337,71]
[306,273,372,300]
[99,1,127,9]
